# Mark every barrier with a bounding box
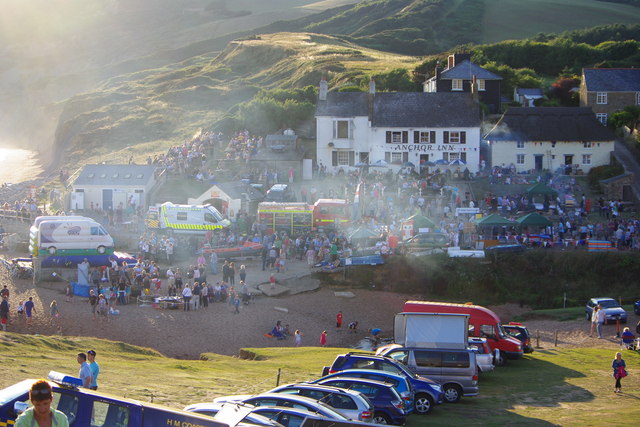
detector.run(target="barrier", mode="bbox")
[72,282,93,297]
[587,240,616,252]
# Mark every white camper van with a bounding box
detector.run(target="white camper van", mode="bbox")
[145,202,230,234]
[30,218,114,256]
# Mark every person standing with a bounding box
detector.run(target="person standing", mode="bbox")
[590,306,599,337]
[25,297,35,326]
[612,352,627,393]
[182,284,192,311]
[336,311,343,329]
[77,352,93,388]
[596,304,606,339]
[320,330,327,346]
[239,264,247,283]
[14,379,69,427]
[210,251,218,274]
[50,300,60,330]
[87,350,100,390]
[228,262,236,286]
[89,289,98,320]
[0,295,9,331]
[294,329,302,346]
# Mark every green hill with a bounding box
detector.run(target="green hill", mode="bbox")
[53,33,420,166]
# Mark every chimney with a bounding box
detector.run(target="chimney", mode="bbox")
[319,77,328,101]
[369,78,376,94]
[471,75,479,103]
[447,54,454,69]
[368,78,375,121]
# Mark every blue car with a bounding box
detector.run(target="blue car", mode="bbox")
[585,297,628,323]
[634,300,640,315]
[310,369,416,414]
[321,353,444,415]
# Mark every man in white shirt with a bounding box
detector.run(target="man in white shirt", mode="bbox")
[77,353,93,388]
[596,304,606,339]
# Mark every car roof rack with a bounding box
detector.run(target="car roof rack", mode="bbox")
[47,371,83,389]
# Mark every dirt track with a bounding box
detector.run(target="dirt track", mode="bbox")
[1,255,633,359]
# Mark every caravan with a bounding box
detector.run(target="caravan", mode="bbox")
[29,217,114,256]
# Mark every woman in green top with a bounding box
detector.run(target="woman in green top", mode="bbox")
[15,379,69,427]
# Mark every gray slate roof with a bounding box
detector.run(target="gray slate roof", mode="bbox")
[73,164,157,186]
[484,107,616,142]
[440,60,502,80]
[583,68,640,92]
[316,92,480,128]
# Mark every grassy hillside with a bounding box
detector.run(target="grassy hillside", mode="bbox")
[1,333,639,425]
[53,32,419,168]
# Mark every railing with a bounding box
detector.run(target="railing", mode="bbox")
[0,209,38,223]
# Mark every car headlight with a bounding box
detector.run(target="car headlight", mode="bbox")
[432,385,442,392]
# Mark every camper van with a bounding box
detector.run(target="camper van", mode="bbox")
[145,202,231,234]
[30,218,114,256]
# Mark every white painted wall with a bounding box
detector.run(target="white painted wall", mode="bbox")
[490,140,614,173]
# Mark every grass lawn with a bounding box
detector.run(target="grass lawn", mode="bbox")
[2,333,640,425]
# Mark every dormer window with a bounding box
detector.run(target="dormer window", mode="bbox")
[112,173,119,178]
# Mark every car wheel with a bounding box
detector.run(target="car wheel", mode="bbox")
[373,412,390,424]
[97,245,106,254]
[414,393,433,414]
[443,384,463,403]
[496,351,508,367]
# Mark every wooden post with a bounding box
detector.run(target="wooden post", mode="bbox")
[276,368,281,387]
[554,330,558,347]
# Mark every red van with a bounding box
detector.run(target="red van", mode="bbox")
[403,301,523,365]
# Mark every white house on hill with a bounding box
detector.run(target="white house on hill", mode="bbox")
[315,79,482,174]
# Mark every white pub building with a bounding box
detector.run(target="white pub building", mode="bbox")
[315,79,482,174]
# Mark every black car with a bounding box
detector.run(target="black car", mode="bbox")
[265,184,295,202]
[503,323,534,353]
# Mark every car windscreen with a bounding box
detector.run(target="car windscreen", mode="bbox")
[599,299,620,308]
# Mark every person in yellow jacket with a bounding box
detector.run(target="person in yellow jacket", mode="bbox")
[15,379,69,427]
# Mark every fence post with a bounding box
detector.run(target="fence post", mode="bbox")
[276,368,281,387]
[554,330,558,347]
[536,330,540,348]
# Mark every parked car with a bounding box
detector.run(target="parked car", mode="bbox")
[397,232,449,253]
[212,393,350,422]
[267,383,374,422]
[310,369,417,414]
[375,346,479,403]
[484,244,526,254]
[468,338,497,372]
[634,300,640,315]
[315,378,406,425]
[321,353,445,415]
[502,323,534,353]
[184,402,278,426]
[265,184,295,202]
[585,297,628,323]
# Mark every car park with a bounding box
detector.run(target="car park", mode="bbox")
[502,323,534,353]
[321,353,444,414]
[184,402,279,426]
[310,369,417,414]
[212,393,351,421]
[585,297,628,323]
[376,346,479,403]
[315,378,406,425]
[267,383,374,422]
[468,338,497,372]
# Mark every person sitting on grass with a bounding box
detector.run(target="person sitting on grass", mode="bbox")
[621,327,635,350]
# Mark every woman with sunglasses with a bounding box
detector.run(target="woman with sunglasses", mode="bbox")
[15,379,69,426]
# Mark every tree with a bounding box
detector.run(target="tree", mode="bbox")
[609,106,640,133]
[549,76,580,106]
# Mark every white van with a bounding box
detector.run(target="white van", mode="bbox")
[31,219,114,256]
[145,202,231,234]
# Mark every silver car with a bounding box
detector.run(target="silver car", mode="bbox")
[468,337,497,373]
[268,383,374,423]
[212,393,351,421]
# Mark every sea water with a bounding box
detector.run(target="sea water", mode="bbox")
[0,147,43,184]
